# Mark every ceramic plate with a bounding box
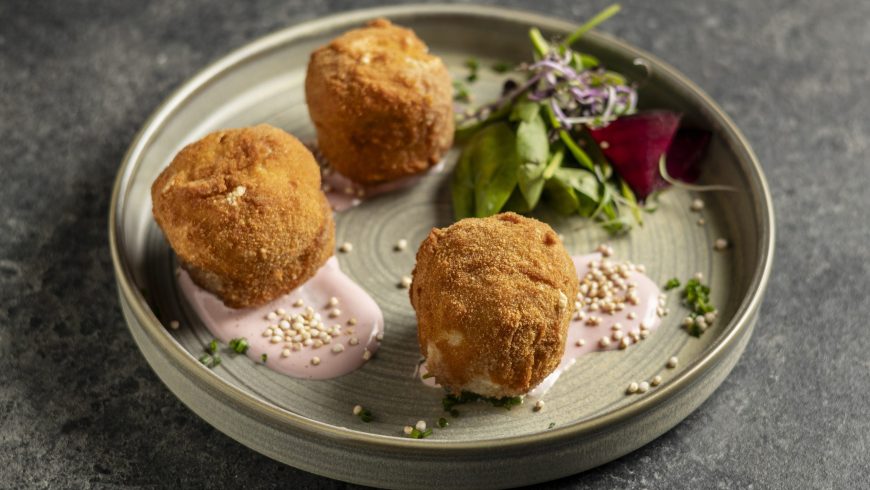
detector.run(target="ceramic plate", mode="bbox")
[109,5,774,488]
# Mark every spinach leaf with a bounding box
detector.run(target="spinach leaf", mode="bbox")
[452,140,476,220]
[510,100,542,123]
[553,167,599,216]
[514,103,550,209]
[544,173,580,215]
[544,167,598,215]
[470,123,520,217]
[503,187,532,213]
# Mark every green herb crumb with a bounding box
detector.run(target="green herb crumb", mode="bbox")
[407,427,434,439]
[207,339,219,354]
[548,422,556,430]
[491,61,513,73]
[681,278,717,337]
[437,417,449,428]
[453,80,471,103]
[261,353,268,363]
[357,408,374,423]
[199,354,220,368]
[228,337,249,354]
[664,278,681,291]
[443,391,523,412]
[464,58,479,82]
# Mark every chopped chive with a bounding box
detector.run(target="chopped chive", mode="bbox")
[408,427,434,439]
[548,422,556,430]
[464,58,479,82]
[453,80,471,103]
[437,417,449,428]
[199,354,220,368]
[228,337,249,354]
[680,278,717,336]
[664,278,681,291]
[357,408,374,423]
[561,4,622,48]
[491,61,513,73]
[443,391,524,412]
[529,27,550,58]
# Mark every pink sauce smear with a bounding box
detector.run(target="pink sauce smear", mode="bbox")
[178,257,382,380]
[418,253,663,397]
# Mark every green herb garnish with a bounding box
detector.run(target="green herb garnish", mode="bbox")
[199,354,220,368]
[437,417,449,428]
[357,408,374,423]
[421,372,434,380]
[664,278,681,291]
[207,339,219,354]
[443,391,523,412]
[453,80,471,103]
[491,61,514,73]
[261,353,268,363]
[407,427,434,439]
[228,337,249,354]
[464,57,479,82]
[548,422,556,430]
[680,278,717,336]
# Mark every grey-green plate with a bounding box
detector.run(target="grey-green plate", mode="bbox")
[109,5,774,489]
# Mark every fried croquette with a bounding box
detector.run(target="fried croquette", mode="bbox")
[152,124,334,308]
[410,213,579,397]
[305,18,454,184]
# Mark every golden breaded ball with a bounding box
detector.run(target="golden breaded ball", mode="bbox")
[151,124,334,308]
[305,18,454,184]
[410,213,579,397]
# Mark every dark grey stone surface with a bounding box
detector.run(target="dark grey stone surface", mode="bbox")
[1,0,868,487]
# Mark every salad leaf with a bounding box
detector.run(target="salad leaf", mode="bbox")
[453,122,521,219]
[452,141,476,219]
[503,187,532,213]
[544,174,580,214]
[551,167,600,216]
[514,102,550,208]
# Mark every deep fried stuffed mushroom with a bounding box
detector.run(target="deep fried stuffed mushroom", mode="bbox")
[152,124,334,308]
[305,18,454,184]
[410,213,579,397]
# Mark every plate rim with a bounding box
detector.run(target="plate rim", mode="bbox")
[109,3,775,452]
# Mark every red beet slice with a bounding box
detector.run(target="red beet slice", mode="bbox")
[665,128,711,185]
[588,111,710,200]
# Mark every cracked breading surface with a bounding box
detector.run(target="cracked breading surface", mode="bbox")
[151,124,334,308]
[305,18,454,184]
[410,213,579,397]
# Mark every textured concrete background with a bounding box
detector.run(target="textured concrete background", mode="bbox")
[1,0,868,487]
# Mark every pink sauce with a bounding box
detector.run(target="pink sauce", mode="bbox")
[178,257,382,379]
[417,253,664,397]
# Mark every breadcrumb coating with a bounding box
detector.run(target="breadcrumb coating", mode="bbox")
[305,18,454,184]
[410,213,579,397]
[151,124,334,308]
